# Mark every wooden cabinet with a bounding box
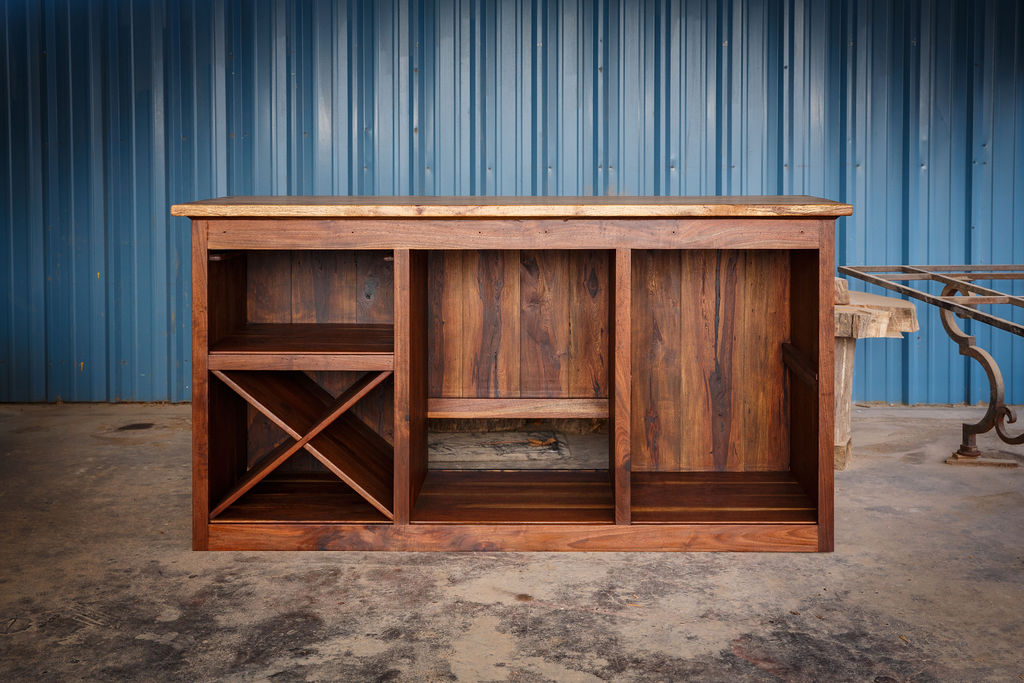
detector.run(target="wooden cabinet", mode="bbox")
[173,196,851,551]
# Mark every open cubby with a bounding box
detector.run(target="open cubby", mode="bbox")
[627,249,821,526]
[181,196,842,551]
[206,250,395,371]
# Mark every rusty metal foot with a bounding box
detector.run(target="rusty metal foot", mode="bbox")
[940,284,1022,467]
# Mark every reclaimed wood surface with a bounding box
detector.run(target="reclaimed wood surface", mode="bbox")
[610,249,632,524]
[631,250,789,472]
[428,250,608,400]
[173,195,852,218]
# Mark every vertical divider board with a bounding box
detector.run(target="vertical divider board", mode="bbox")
[394,249,429,524]
[611,249,632,524]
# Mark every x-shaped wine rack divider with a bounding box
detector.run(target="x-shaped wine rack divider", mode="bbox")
[209,369,394,519]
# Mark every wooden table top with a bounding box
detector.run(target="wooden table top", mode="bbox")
[171,195,853,219]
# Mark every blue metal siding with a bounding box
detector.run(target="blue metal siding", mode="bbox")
[1,0,1021,403]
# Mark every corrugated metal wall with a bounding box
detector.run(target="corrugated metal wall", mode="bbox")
[1,0,1022,403]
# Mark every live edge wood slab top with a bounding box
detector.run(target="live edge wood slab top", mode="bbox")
[172,195,853,219]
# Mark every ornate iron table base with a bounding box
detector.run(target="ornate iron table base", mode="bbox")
[839,265,1023,466]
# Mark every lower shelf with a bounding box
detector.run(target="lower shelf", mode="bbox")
[631,471,817,524]
[211,474,391,524]
[412,470,615,524]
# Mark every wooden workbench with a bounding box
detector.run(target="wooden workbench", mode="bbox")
[172,196,851,552]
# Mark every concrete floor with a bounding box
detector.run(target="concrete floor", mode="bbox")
[1,404,1022,681]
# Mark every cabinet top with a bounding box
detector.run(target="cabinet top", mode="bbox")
[171,195,852,219]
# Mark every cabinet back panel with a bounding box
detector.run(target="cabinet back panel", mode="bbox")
[631,250,790,472]
[427,250,610,399]
[245,251,394,324]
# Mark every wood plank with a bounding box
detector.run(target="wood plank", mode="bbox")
[192,221,210,550]
[568,250,609,398]
[413,470,613,524]
[520,251,569,396]
[462,250,520,397]
[207,250,245,345]
[427,251,464,396]
[394,250,429,524]
[173,195,853,218]
[213,475,390,524]
[290,250,358,322]
[206,218,824,251]
[726,252,790,471]
[207,522,820,552]
[632,250,682,471]
[426,398,607,418]
[817,225,836,551]
[611,248,631,525]
[356,250,395,323]
[246,252,292,322]
[631,471,816,524]
[209,323,393,354]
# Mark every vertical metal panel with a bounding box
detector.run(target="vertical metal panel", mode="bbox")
[0,0,1021,402]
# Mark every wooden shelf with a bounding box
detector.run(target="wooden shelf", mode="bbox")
[630,472,816,524]
[412,470,614,524]
[212,474,390,524]
[426,398,608,419]
[210,323,394,370]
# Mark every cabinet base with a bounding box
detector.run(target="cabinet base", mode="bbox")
[205,522,823,552]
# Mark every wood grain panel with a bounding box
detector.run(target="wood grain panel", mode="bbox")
[207,218,824,251]
[290,251,356,322]
[462,250,520,397]
[427,251,464,396]
[568,250,609,398]
[631,250,682,471]
[633,250,789,472]
[207,521,820,552]
[520,251,569,397]
[356,251,395,323]
[246,252,291,322]
[394,249,429,524]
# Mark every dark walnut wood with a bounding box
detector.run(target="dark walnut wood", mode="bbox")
[179,196,845,552]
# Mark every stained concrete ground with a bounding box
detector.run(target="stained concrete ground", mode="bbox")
[1,403,1023,682]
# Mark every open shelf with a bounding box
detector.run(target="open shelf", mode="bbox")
[630,472,816,524]
[209,323,394,370]
[412,470,614,524]
[212,474,390,524]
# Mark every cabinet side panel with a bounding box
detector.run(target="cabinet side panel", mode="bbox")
[192,221,209,549]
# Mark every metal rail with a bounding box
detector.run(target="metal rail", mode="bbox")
[839,264,1023,464]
